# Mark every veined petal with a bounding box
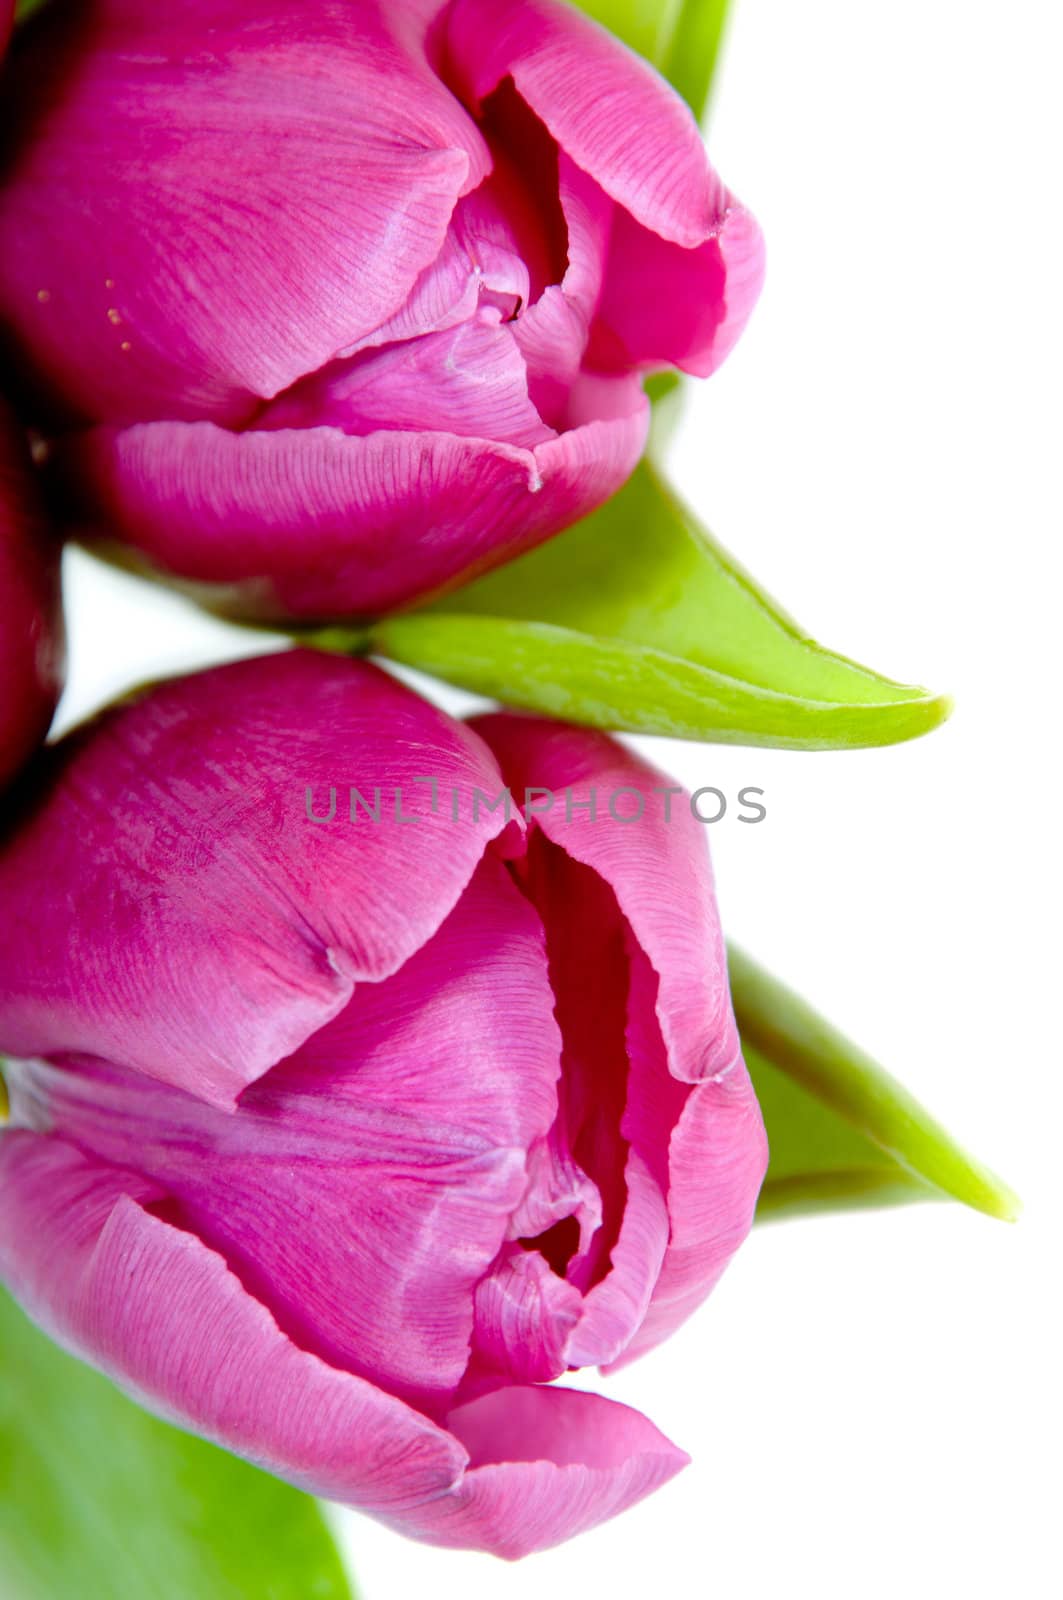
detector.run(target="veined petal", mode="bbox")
[0,1132,467,1512]
[567,1149,669,1368]
[513,154,613,425]
[405,1385,688,1558]
[471,716,740,1085]
[57,409,647,619]
[0,653,512,1107]
[260,322,555,450]
[613,943,767,1366]
[0,1133,687,1554]
[0,0,486,423]
[517,834,633,1296]
[476,824,670,1373]
[443,0,725,248]
[337,149,557,360]
[472,1249,583,1383]
[506,1127,602,1253]
[471,719,767,1362]
[6,857,558,1404]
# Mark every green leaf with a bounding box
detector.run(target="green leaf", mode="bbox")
[728,945,1021,1223]
[569,0,683,65]
[570,0,732,120]
[658,0,731,121]
[0,1287,354,1600]
[350,464,950,752]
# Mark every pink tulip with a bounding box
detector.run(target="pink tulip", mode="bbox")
[0,652,767,1557]
[0,0,763,621]
[0,398,64,788]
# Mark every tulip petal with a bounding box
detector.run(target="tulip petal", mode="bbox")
[517,834,635,1294]
[622,1071,766,1364]
[513,154,613,425]
[0,1133,688,1555]
[0,653,513,1106]
[405,1385,688,1558]
[471,718,767,1360]
[444,0,725,248]
[0,1132,468,1512]
[7,855,562,1404]
[612,943,767,1366]
[338,179,532,359]
[471,715,740,1085]
[259,322,555,450]
[475,821,670,1373]
[472,1249,583,1383]
[0,0,487,423]
[567,1149,669,1368]
[58,410,647,619]
[0,401,64,788]
[589,199,766,378]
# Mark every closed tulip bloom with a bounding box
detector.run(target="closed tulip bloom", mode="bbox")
[0,399,64,788]
[0,0,763,621]
[0,652,766,1557]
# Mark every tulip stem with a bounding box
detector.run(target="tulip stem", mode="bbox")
[300,627,372,659]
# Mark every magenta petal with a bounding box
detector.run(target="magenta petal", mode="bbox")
[0,653,513,1106]
[621,966,767,1367]
[9,864,556,1403]
[507,1126,602,1255]
[0,401,64,787]
[0,1,487,422]
[590,200,766,378]
[406,1385,689,1558]
[259,322,555,450]
[471,716,741,1086]
[472,1249,583,1383]
[59,409,647,619]
[567,1150,669,1368]
[7,855,560,1404]
[0,1132,688,1554]
[445,0,725,248]
[0,1132,467,1511]
[620,1070,766,1364]
[514,155,614,424]
[611,942,767,1366]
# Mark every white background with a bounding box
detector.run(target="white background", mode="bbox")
[55,1,1061,1596]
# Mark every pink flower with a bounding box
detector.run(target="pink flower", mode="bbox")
[0,652,767,1557]
[0,0,763,621]
[0,398,64,788]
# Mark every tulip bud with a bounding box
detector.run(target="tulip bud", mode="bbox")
[0,652,766,1557]
[0,0,763,621]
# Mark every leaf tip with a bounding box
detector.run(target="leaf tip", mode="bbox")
[925,689,955,731]
[926,1140,1021,1223]
[972,1169,1022,1225]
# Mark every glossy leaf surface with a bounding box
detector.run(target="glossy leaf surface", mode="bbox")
[356,465,951,752]
[0,1286,354,1600]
